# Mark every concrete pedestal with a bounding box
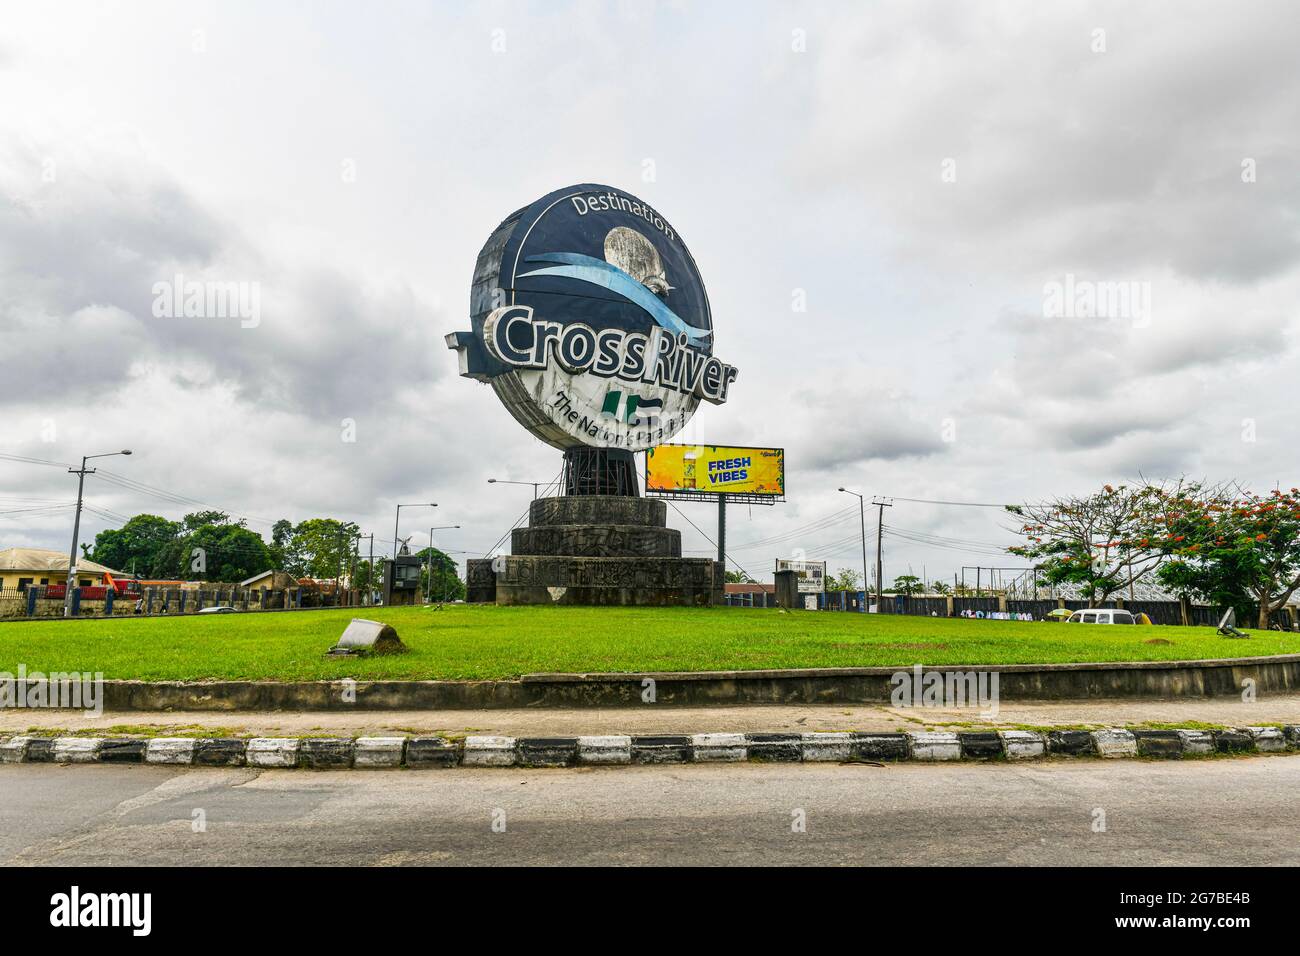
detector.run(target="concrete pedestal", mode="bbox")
[467,496,723,607]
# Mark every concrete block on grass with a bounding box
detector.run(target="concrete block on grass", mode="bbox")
[246,738,300,768]
[354,737,406,768]
[909,732,961,761]
[1175,730,1214,755]
[999,730,1046,759]
[1246,727,1286,752]
[958,731,1004,759]
[851,733,910,761]
[99,739,147,763]
[1091,730,1137,758]
[517,738,577,768]
[1213,730,1254,754]
[745,733,802,762]
[1284,726,1300,749]
[1047,730,1096,756]
[1131,730,1184,758]
[801,732,852,762]
[576,735,631,765]
[691,733,747,762]
[193,738,247,767]
[631,736,692,764]
[145,738,196,765]
[463,736,518,767]
[53,738,103,763]
[406,737,459,768]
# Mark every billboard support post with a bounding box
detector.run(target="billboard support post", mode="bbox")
[717,496,726,569]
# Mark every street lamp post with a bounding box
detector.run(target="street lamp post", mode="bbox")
[392,502,437,559]
[425,525,460,603]
[838,487,869,613]
[65,449,132,618]
[487,478,543,499]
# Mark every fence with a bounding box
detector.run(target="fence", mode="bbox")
[0,583,365,620]
[721,587,1228,625]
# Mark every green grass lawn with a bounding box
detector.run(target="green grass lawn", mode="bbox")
[0,604,1295,681]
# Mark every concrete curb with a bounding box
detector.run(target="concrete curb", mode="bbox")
[2,727,1297,769]
[48,652,1300,710]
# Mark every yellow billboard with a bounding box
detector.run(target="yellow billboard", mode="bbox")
[645,444,785,497]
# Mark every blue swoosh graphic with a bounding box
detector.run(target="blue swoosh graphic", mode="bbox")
[518,252,711,343]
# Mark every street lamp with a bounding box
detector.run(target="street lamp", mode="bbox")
[425,525,460,603]
[487,478,543,500]
[838,487,869,613]
[392,502,436,558]
[64,449,132,617]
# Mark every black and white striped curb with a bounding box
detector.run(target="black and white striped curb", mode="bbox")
[2,726,1298,768]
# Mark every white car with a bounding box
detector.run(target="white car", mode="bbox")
[197,605,239,614]
[1066,609,1136,625]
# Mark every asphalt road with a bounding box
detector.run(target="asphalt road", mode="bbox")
[2,757,1298,866]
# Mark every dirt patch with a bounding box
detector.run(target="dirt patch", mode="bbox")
[833,642,949,651]
[1144,638,1174,645]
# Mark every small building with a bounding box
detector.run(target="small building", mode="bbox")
[723,582,775,608]
[0,547,119,593]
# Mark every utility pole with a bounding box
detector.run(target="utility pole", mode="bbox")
[871,498,893,611]
[365,534,374,605]
[64,449,132,618]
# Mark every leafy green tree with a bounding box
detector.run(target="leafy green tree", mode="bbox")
[411,546,465,601]
[1007,483,1170,607]
[148,511,271,581]
[88,514,179,575]
[724,570,754,584]
[893,574,923,595]
[930,580,952,596]
[826,568,863,591]
[287,518,360,579]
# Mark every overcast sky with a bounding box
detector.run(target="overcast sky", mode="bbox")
[2,0,1298,588]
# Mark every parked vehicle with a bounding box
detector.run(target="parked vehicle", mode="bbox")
[197,605,239,614]
[1066,609,1137,625]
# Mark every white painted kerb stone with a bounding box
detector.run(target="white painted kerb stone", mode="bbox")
[0,736,32,763]
[145,738,197,765]
[246,738,300,768]
[691,733,747,762]
[53,737,103,763]
[1175,730,1214,755]
[577,735,632,765]
[355,737,406,768]
[1246,727,1286,752]
[462,736,516,767]
[1092,729,1137,758]
[909,732,961,761]
[999,730,1047,759]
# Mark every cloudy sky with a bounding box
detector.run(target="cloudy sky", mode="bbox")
[2,0,1298,588]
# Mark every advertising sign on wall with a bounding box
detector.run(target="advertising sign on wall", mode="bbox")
[645,444,785,497]
[775,558,827,594]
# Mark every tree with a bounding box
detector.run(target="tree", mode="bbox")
[930,580,952,596]
[411,546,466,602]
[1143,485,1300,629]
[893,574,923,596]
[826,568,863,591]
[286,518,360,580]
[724,570,754,584]
[1007,483,1170,607]
[88,514,180,575]
[149,511,271,582]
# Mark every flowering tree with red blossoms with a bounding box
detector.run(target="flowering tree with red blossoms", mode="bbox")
[1141,486,1300,629]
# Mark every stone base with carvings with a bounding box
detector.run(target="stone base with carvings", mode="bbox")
[466,496,722,607]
